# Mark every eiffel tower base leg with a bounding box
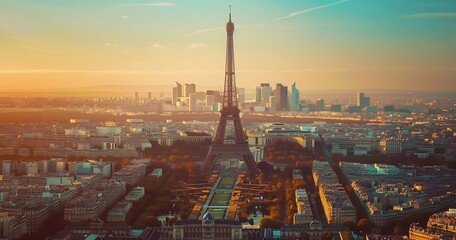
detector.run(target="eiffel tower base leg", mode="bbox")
[202,143,259,176]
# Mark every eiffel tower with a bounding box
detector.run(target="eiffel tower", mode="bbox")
[201,9,259,175]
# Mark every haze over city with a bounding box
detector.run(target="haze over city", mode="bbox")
[1,0,456,94]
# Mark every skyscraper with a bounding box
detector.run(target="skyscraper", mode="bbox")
[189,93,197,112]
[290,82,300,112]
[184,83,196,97]
[316,99,324,111]
[254,86,261,103]
[172,82,183,104]
[269,96,276,112]
[237,88,245,104]
[207,90,222,103]
[275,83,289,111]
[357,92,370,108]
[260,83,273,104]
[206,95,215,107]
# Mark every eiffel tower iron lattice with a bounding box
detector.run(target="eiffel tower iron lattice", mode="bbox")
[201,10,260,175]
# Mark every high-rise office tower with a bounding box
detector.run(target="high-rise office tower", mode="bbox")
[206,95,215,107]
[134,92,139,100]
[316,99,325,111]
[269,96,276,112]
[275,83,289,111]
[207,90,222,103]
[260,83,273,104]
[189,93,197,112]
[184,83,196,97]
[172,82,183,104]
[357,92,370,108]
[290,82,300,111]
[254,86,261,103]
[237,88,245,104]
[148,92,152,99]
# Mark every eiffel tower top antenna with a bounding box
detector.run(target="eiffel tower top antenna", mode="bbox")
[229,5,231,22]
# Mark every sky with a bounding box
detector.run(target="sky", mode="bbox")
[1,0,455,93]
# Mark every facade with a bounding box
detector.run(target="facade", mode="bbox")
[408,209,456,239]
[290,82,300,112]
[189,93,197,112]
[112,162,146,185]
[145,212,243,240]
[274,83,289,111]
[0,212,27,239]
[427,209,456,234]
[409,223,448,240]
[1,160,11,175]
[172,82,183,104]
[380,139,403,155]
[281,221,352,240]
[294,189,314,225]
[312,161,356,224]
[331,104,342,112]
[254,86,261,104]
[184,83,196,97]
[315,99,324,111]
[237,88,245,104]
[1,197,60,234]
[357,92,371,109]
[125,186,145,201]
[260,83,273,104]
[268,96,276,112]
[49,218,133,239]
[107,201,132,222]
[64,180,126,222]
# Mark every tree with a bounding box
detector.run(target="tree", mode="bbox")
[394,224,406,236]
[258,173,265,184]
[357,218,373,233]
[259,217,283,229]
[344,220,356,232]
[321,231,333,240]
[121,158,130,168]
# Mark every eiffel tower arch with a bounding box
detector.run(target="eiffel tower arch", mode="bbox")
[201,10,259,176]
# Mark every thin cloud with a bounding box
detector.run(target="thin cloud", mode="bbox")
[120,15,130,19]
[147,43,172,49]
[184,27,224,36]
[403,12,456,19]
[122,2,175,7]
[189,43,206,48]
[271,0,349,23]
[184,0,349,36]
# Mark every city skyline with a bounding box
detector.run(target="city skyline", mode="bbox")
[1,0,456,93]
[0,3,455,239]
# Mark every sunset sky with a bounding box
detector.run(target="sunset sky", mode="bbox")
[1,0,455,93]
